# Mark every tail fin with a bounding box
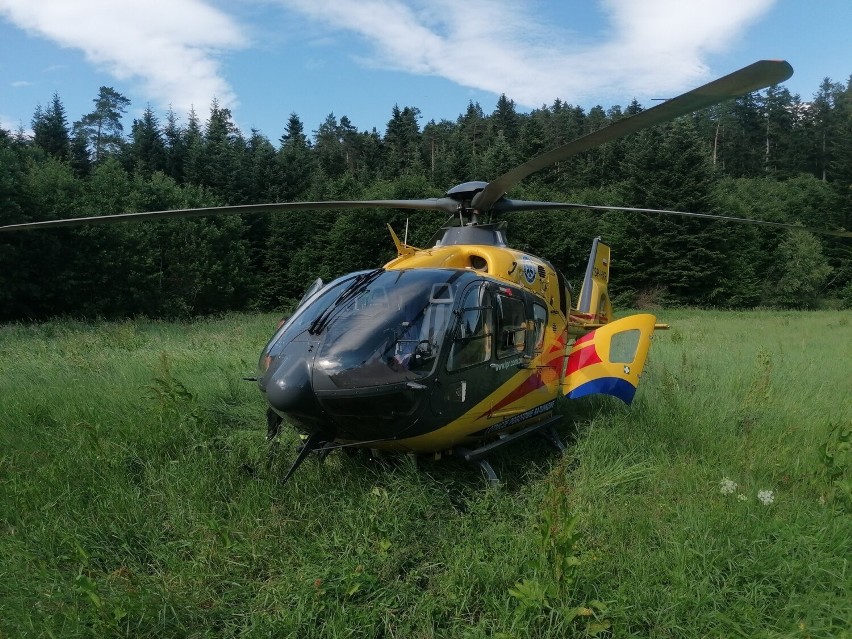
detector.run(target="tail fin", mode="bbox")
[576,237,613,323]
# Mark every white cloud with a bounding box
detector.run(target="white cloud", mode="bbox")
[0,0,779,132]
[1,113,28,134]
[0,0,247,114]
[275,0,776,107]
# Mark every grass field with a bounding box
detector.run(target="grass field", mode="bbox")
[1,310,850,638]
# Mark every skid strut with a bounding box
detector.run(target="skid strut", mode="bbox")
[452,415,564,484]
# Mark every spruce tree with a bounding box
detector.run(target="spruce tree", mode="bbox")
[276,113,315,201]
[163,107,186,183]
[384,105,422,178]
[492,94,520,145]
[128,105,167,177]
[31,93,71,160]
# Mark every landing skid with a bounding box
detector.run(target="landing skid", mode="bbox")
[268,412,565,485]
[266,410,337,484]
[452,415,565,485]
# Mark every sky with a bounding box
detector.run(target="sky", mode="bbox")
[0,0,850,141]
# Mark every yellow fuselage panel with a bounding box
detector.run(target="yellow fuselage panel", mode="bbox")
[383,245,557,301]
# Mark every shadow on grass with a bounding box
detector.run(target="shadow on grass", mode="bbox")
[254,393,630,509]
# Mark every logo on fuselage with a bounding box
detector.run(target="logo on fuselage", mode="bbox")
[521,256,537,284]
[491,357,523,371]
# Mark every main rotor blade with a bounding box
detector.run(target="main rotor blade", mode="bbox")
[492,199,852,238]
[0,198,460,233]
[472,60,794,212]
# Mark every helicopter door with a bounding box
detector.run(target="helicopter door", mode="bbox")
[562,314,656,405]
[446,282,493,372]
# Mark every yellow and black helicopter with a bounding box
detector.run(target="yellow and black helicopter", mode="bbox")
[3,60,849,483]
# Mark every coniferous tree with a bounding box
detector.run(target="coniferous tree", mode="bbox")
[127,105,167,177]
[828,78,852,301]
[579,105,611,185]
[182,107,205,186]
[74,86,131,163]
[421,119,455,186]
[453,101,485,180]
[31,93,71,160]
[480,130,517,178]
[384,105,423,178]
[202,99,243,201]
[69,127,91,178]
[718,93,764,177]
[337,115,361,175]
[520,108,554,188]
[805,80,837,181]
[827,76,852,189]
[348,128,383,182]
[163,107,186,183]
[244,129,277,202]
[242,128,278,300]
[492,94,520,145]
[17,155,83,315]
[275,113,315,201]
[548,103,587,191]
[760,85,797,176]
[314,113,347,179]
[261,113,320,307]
[69,158,135,313]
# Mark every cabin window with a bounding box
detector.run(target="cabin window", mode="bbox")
[496,293,526,359]
[447,283,492,371]
[533,303,548,351]
[609,329,640,363]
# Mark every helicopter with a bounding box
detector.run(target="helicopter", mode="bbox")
[3,60,850,484]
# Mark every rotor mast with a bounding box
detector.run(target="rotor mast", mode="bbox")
[444,180,496,226]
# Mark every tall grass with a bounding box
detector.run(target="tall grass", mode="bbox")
[1,310,849,637]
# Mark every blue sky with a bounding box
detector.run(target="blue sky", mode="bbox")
[0,0,850,141]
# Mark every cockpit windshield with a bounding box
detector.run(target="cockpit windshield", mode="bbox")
[258,271,368,373]
[313,269,468,389]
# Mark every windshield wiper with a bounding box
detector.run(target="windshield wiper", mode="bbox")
[308,268,384,335]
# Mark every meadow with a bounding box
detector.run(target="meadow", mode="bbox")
[1,309,849,638]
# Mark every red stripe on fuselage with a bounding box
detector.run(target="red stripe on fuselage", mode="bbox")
[482,370,546,418]
[574,331,596,346]
[566,343,602,375]
[478,333,567,418]
[479,351,565,418]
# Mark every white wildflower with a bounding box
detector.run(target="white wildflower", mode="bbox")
[720,477,737,495]
[758,489,775,505]
[737,493,747,502]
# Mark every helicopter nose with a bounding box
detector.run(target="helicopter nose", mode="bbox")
[259,339,322,417]
[265,355,312,413]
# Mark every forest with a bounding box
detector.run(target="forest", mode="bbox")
[1,75,851,322]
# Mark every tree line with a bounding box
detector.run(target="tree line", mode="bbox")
[1,76,851,322]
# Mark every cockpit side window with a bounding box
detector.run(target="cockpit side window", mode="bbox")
[533,303,548,351]
[495,293,526,359]
[447,283,492,372]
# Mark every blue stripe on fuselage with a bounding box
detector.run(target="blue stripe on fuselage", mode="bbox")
[566,377,636,405]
